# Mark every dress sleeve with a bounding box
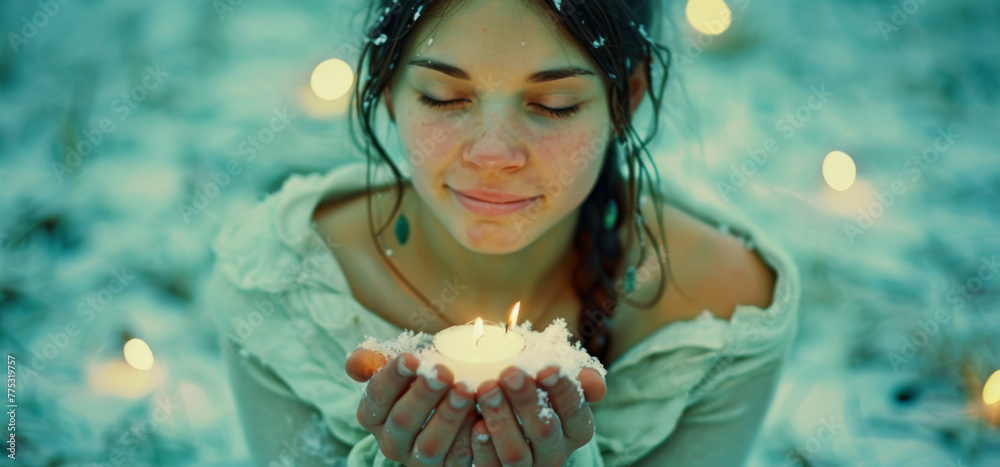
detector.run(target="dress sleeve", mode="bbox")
[587,179,802,466]
[202,253,408,467]
[220,336,354,466]
[631,358,784,466]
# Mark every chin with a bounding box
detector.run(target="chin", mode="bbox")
[445,216,542,254]
[417,180,560,253]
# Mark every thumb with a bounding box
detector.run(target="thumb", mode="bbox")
[578,368,607,403]
[345,348,389,382]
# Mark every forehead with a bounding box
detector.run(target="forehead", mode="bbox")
[402,0,598,82]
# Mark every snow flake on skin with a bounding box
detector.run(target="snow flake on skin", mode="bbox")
[373,33,388,45]
[536,388,555,421]
[427,37,433,46]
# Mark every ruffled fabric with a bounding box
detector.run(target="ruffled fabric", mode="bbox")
[204,162,800,466]
[588,175,801,465]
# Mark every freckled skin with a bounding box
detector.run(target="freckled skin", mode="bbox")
[384,0,613,254]
[363,2,633,460]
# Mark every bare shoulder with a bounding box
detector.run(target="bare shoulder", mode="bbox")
[637,199,777,324]
[312,184,396,246]
[310,185,395,286]
[312,189,367,240]
[309,183,427,329]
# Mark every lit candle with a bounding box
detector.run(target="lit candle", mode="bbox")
[358,301,607,394]
[428,303,527,388]
[434,317,525,363]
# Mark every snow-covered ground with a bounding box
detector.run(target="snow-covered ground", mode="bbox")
[1,0,998,465]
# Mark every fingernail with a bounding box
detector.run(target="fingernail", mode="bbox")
[475,428,490,443]
[540,371,559,388]
[396,357,414,377]
[426,373,446,391]
[502,371,524,391]
[483,387,503,408]
[449,390,470,409]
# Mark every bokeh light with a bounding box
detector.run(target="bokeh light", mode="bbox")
[87,359,165,398]
[310,58,355,101]
[123,337,155,370]
[985,369,1000,405]
[823,150,857,191]
[685,0,733,35]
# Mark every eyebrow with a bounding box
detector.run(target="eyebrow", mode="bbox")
[407,58,595,83]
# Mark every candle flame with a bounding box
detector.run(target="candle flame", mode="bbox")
[473,317,484,347]
[507,302,520,333]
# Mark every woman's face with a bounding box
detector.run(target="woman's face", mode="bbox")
[385,0,614,254]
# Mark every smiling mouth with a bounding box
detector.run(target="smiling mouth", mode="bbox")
[450,187,536,203]
[449,188,541,216]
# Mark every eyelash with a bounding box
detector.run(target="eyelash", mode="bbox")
[417,94,581,119]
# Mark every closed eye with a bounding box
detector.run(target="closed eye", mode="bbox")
[417,94,468,110]
[417,94,581,119]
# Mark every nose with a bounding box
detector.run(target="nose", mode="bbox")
[463,111,526,173]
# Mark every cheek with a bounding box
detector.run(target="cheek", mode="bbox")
[533,126,609,197]
[399,114,462,170]
[535,126,605,169]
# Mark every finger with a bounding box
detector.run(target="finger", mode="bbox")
[578,368,607,403]
[477,379,533,467]
[383,363,452,462]
[413,380,476,464]
[538,366,595,448]
[498,366,562,461]
[356,353,417,428]
[470,418,502,467]
[346,348,389,382]
[443,411,477,467]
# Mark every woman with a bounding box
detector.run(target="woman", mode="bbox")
[203,0,800,465]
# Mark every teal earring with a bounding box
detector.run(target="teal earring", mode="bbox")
[394,213,409,246]
[603,198,618,230]
[606,198,637,295]
[624,265,637,295]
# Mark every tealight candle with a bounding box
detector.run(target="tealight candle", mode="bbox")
[358,302,607,399]
[435,317,525,362]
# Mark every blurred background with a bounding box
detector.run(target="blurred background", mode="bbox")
[1,0,999,465]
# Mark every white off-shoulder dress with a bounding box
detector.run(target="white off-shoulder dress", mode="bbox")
[201,161,800,466]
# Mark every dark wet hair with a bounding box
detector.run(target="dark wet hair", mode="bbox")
[348,0,690,366]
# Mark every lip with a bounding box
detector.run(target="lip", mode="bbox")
[450,188,540,216]
[453,188,533,203]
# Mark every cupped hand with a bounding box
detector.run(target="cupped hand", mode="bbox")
[470,365,607,467]
[346,348,478,466]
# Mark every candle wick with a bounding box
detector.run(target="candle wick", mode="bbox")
[476,335,484,347]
